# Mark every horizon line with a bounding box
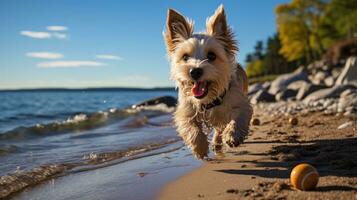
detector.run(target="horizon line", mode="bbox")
[0,86,177,92]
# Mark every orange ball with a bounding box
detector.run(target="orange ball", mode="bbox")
[289,117,298,126]
[251,118,260,126]
[290,163,319,191]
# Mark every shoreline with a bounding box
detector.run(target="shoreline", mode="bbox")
[10,141,202,200]
[6,103,357,200]
[158,106,357,200]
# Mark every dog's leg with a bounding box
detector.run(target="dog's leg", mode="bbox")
[174,103,208,159]
[222,99,253,148]
[211,129,222,152]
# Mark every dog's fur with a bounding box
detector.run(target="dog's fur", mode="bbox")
[164,5,253,159]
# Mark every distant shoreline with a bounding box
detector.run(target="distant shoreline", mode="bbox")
[0,87,176,92]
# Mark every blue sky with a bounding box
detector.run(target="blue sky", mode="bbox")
[0,0,289,89]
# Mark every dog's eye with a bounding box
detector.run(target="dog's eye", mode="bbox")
[182,54,189,62]
[207,51,216,62]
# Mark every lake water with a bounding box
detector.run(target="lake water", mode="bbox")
[0,90,185,198]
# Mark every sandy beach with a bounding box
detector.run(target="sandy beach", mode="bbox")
[159,103,357,200]
[3,101,356,200]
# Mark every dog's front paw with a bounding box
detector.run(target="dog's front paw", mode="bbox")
[211,132,222,153]
[211,143,222,152]
[222,121,245,148]
[190,133,209,159]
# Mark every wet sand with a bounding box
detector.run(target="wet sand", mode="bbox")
[159,105,357,200]
[10,142,201,200]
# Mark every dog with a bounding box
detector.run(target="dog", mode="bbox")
[164,5,253,159]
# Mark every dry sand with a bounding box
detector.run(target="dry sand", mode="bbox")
[159,105,357,200]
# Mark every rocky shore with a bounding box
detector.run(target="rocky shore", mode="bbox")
[249,56,357,117]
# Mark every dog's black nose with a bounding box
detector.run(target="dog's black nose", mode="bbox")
[190,68,203,80]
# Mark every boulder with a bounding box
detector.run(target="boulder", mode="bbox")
[248,83,263,96]
[331,68,342,79]
[340,88,357,98]
[311,71,328,85]
[287,80,309,90]
[335,56,357,86]
[268,66,308,95]
[250,89,275,104]
[133,96,177,108]
[338,93,357,113]
[262,81,271,90]
[307,60,326,72]
[296,84,328,100]
[276,89,298,101]
[303,84,356,103]
[324,76,334,87]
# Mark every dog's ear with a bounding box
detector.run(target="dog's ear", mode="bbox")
[164,9,193,55]
[206,5,237,56]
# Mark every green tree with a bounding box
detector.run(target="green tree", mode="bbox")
[245,53,253,63]
[246,59,264,77]
[319,0,357,48]
[254,41,265,60]
[276,0,327,63]
[263,34,298,75]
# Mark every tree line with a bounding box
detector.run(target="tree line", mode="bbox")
[245,0,357,78]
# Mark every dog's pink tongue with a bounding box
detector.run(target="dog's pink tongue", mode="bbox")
[192,81,205,97]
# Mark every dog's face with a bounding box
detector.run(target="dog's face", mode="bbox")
[164,5,238,105]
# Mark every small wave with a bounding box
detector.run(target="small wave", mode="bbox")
[0,111,117,141]
[4,113,56,121]
[0,145,20,156]
[0,104,174,141]
[0,139,182,199]
[0,164,72,198]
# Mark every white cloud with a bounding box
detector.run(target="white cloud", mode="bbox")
[37,61,106,68]
[52,32,67,39]
[20,31,51,39]
[96,54,122,60]
[46,26,68,31]
[20,30,67,40]
[26,52,64,59]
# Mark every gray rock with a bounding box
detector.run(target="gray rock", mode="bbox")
[311,71,328,85]
[307,60,326,71]
[287,80,308,90]
[268,66,308,95]
[250,89,275,104]
[296,84,328,100]
[322,99,334,108]
[340,88,356,98]
[331,68,342,79]
[335,56,357,86]
[338,93,357,113]
[303,84,356,103]
[322,65,330,71]
[337,121,353,129]
[262,81,271,90]
[324,76,334,87]
[248,83,263,96]
[276,89,298,101]
[133,96,177,108]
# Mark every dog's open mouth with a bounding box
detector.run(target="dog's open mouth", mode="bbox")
[191,80,209,99]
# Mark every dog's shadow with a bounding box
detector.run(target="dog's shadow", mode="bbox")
[215,168,289,179]
[314,185,357,192]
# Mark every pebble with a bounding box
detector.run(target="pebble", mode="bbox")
[226,189,239,194]
[337,121,353,129]
[289,117,298,126]
[251,118,260,126]
[137,172,148,177]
